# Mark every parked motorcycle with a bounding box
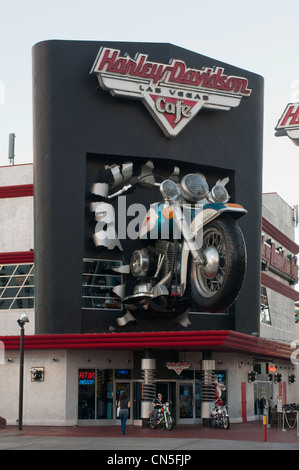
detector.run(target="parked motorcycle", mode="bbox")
[149,402,174,431]
[109,172,247,314]
[210,403,230,429]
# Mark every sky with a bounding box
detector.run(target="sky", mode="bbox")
[0,0,298,240]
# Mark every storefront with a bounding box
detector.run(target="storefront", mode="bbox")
[77,368,227,425]
[1,329,295,426]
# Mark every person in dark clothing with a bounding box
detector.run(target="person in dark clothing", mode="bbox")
[152,393,163,423]
[118,392,130,435]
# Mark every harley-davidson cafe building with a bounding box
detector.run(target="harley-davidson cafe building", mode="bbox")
[0,40,298,427]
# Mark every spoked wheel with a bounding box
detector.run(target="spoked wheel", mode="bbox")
[149,416,156,429]
[223,415,230,429]
[189,215,247,312]
[165,415,173,431]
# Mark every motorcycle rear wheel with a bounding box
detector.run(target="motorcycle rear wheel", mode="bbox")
[189,215,247,312]
[223,415,230,429]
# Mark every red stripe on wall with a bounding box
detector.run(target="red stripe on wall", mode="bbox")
[0,251,34,264]
[261,272,299,301]
[0,184,33,198]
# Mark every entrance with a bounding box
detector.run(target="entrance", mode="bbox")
[116,382,131,422]
[178,382,201,424]
[254,381,273,416]
[156,382,176,423]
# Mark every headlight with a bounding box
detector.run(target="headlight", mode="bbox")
[130,249,150,277]
[160,179,180,199]
[181,174,209,202]
[208,185,229,203]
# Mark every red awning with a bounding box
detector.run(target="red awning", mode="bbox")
[0,330,292,360]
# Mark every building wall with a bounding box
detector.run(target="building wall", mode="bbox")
[261,193,298,343]
[0,164,35,335]
[263,193,295,240]
[0,164,33,253]
[1,348,297,426]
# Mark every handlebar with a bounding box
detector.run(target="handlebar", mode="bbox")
[107,175,160,199]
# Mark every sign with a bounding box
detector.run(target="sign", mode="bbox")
[277,396,283,413]
[275,102,299,145]
[166,361,191,375]
[79,370,95,385]
[91,47,252,138]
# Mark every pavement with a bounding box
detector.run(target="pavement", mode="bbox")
[0,420,299,451]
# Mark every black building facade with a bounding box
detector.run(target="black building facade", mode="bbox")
[32,40,264,336]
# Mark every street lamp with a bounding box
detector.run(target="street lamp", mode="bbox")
[17,312,29,431]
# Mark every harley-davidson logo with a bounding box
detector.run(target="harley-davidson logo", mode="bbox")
[91,47,252,137]
[166,362,192,375]
[275,102,299,146]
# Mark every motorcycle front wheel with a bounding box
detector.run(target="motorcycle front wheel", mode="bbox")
[149,417,156,429]
[189,215,247,313]
[165,415,173,431]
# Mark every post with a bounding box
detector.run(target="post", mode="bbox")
[281,409,286,432]
[18,324,25,430]
[17,312,29,431]
[263,415,267,442]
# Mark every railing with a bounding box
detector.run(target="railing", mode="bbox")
[261,236,298,284]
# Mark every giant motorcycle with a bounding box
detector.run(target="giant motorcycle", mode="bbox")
[109,172,247,316]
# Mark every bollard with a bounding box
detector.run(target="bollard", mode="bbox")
[263,415,267,442]
[281,409,286,432]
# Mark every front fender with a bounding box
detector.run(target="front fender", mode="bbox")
[179,203,247,294]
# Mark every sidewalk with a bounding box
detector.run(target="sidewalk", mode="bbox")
[0,420,298,450]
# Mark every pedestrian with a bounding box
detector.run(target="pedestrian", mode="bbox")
[118,392,130,435]
[268,396,274,426]
[152,393,163,423]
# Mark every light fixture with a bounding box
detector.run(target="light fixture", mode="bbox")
[17,311,29,327]
[31,367,44,382]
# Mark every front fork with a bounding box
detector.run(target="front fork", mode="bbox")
[171,203,205,266]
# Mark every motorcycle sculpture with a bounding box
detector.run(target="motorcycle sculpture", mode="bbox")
[109,172,247,315]
[210,403,230,429]
[149,402,174,431]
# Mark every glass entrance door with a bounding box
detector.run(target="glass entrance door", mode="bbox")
[115,382,131,421]
[179,383,193,422]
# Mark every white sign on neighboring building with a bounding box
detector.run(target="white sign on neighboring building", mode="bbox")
[275,102,299,146]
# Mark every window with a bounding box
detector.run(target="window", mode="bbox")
[0,264,34,309]
[78,369,124,420]
[82,259,123,310]
[260,286,271,324]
